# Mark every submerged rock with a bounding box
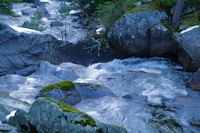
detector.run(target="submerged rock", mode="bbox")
[9,98,127,133]
[108,5,172,57]
[35,61,80,81]
[187,71,200,91]
[174,26,200,71]
[36,81,115,105]
[0,23,58,76]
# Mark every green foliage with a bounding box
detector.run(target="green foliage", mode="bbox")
[24,10,45,31]
[0,0,21,16]
[0,0,21,3]
[96,0,139,30]
[155,0,199,7]
[44,97,82,113]
[155,0,176,7]
[181,18,200,27]
[40,81,76,93]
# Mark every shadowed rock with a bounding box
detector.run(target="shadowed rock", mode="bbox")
[9,98,127,133]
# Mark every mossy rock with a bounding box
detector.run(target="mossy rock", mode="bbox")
[74,114,97,127]
[40,81,76,94]
[124,4,166,16]
[9,97,127,133]
[38,81,114,106]
[44,97,81,113]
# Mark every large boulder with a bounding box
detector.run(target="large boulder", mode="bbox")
[187,70,200,91]
[149,24,177,57]
[0,23,58,76]
[9,98,127,133]
[174,26,200,71]
[36,81,115,105]
[107,5,177,57]
[41,38,126,66]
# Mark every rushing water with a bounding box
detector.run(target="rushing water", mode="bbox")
[0,57,200,132]
[0,0,200,132]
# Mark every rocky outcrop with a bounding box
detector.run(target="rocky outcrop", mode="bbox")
[0,23,58,76]
[41,38,126,66]
[187,70,200,91]
[174,26,200,71]
[36,81,115,105]
[108,5,177,57]
[9,98,127,133]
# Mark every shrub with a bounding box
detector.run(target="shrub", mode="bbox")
[155,0,199,8]
[0,0,21,16]
[96,0,139,30]
[0,0,21,3]
[23,10,45,31]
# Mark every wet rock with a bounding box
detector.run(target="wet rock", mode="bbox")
[50,21,64,27]
[75,83,115,99]
[36,81,115,105]
[21,8,36,16]
[41,38,126,66]
[122,93,147,102]
[22,0,34,2]
[108,5,168,57]
[9,98,127,133]
[0,23,58,76]
[34,0,43,6]
[150,24,177,57]
[35,61,80,81]
[174,26,200,71]
[36,81,81,105]
[0,91,30,122]
[37,5,50,18]
[0,123,17,133]
[187,71,200,91]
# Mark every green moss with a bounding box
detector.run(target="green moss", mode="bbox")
[84,83,101,88]
[40,81,76,93]
[44,97,81,113]
[147,2,167,12]
[74,114,97,127]
[109,124,125,129]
